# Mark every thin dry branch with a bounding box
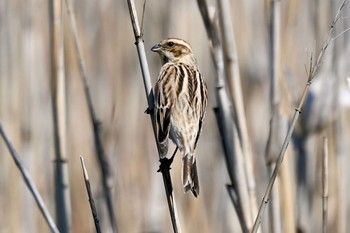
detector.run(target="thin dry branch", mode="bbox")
[80,156,102,233]
[64,1,118,232]
[309,0,349,81]
[126,1,181,232]
[0,123,60,233]
[251,1,349,232]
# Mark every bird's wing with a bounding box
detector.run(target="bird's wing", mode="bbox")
[154,64,178,157]
[194,71,208,150]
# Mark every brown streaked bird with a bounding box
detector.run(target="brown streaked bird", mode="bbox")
[151,38,208,197]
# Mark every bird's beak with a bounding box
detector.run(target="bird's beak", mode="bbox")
[151,44,162,52]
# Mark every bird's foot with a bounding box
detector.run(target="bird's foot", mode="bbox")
[144,107,154,115]
[157,154,175,173]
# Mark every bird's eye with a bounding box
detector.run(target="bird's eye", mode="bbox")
[167,42,174,47]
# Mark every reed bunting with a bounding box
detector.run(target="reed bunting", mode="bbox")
[151,38,208,197]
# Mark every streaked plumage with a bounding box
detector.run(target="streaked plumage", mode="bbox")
[151,38,208,197]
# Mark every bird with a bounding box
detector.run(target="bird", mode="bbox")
[151,38,208,197]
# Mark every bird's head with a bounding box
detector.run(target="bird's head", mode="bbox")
[151,38,197,66]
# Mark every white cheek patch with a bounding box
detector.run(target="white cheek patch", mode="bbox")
[164,51,175,61]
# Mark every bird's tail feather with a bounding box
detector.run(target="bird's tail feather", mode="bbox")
[182,154,199,197]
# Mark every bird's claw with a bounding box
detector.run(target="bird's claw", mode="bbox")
[145,107,154,115]
[157,155,175,173]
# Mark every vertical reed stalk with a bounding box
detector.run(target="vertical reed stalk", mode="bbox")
[126,1,181,232]
[216,0,258,228]
[266,0,282,232]
[322,137,328,233]
[48,0,72,232]
[196,0,250,232]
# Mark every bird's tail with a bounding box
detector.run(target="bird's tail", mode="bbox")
[182,154,199,197]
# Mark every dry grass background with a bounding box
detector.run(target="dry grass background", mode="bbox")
[0,0,350,232]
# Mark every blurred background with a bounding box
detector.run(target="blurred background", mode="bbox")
[0,0,349,232]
